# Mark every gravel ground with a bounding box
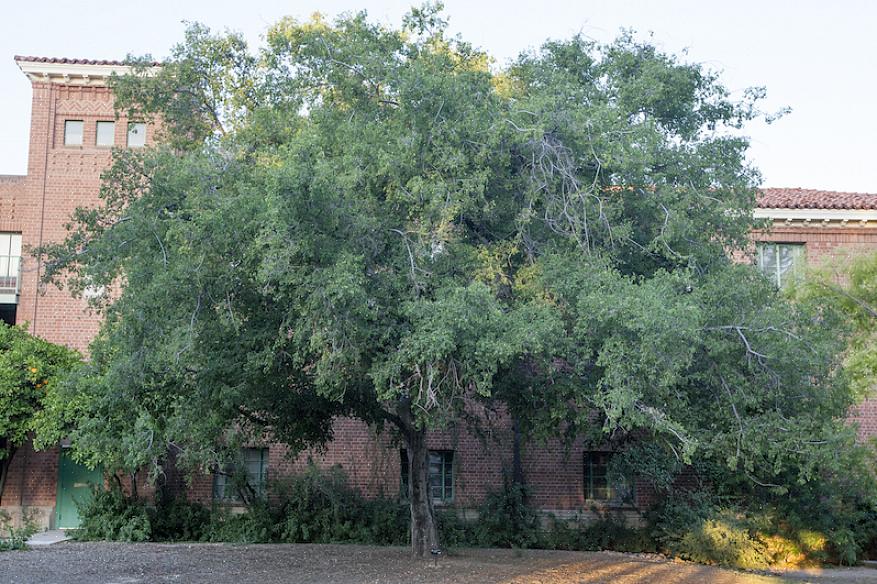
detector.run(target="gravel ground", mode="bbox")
[2,542,877,584]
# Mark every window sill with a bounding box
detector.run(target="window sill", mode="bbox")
[583,499,637,510]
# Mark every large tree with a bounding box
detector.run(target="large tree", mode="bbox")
[41,6,854,555]
[0,323,80,503]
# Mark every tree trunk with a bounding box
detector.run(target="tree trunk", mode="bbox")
[406,426,439,557]
[0,444,17,507]
[397,398,439,557]
[511,415,524,487]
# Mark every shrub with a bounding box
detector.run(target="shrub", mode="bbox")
[76,483,214,543]
[71,465,408,545]
[543,511,653,553]
[649,493,772,569]
[203,504,277,543]
[274,463,407,544]
[435,508,477,549]
[0,510,36,552]
[472,480,540,549]
[579,513,655,553]
[435,481,653,555]
[359,496,409,545]
[149,495,211,542]
[75,484,152,542]
[70,462,875,570]
[644,491,868,569]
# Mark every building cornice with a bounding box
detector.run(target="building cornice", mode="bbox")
[754,207,877,227]
[15,59,156,87]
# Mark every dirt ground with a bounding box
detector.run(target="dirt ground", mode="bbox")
[2,542,877,584]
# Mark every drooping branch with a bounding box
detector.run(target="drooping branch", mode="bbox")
[526,133,612,254]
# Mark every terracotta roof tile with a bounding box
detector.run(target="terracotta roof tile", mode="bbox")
[14,55,160,66]
[757,188,877,210]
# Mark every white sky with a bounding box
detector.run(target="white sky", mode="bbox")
[1,0,874,192]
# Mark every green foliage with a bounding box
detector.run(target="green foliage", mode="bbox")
[470,480,540,549]
[434,508,477,549]
[275,464,408,544]
[75,485,152,542]
[71,462,874,568]
[0,321,80,462]
[149,495,211,542]
[0,510,36,552]
[75,465,408,545]
[204,504,276,543]
[437,481,652,554]
[647,475,877,570]
[541,512,652,553]
[649,492,768,569]
[609,443,682,497]
[39,4,855,553]
[791,250,877,399]
[77,484,215,543]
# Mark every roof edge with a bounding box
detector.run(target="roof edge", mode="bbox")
[754,207,877,225]
[14,55,160,67]
[15,56,159,86]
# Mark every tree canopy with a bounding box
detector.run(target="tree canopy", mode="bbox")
[0,322,80,502]
[40,5,858,555]
[792,250,877,402]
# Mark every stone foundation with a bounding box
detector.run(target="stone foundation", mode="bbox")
[0,505,54,534]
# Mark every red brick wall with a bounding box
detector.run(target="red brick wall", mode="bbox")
[185,416,645,514]
[186,418,513,508]
[0,175,26,232]
[0,439,58,507]
[15,82,153,352]
[754,226,877,264]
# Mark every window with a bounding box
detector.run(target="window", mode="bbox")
[400,450,454,503]
[95,121,115,147]
[64,120,83,146]
[756,243,805,288]
[212,448,268,503]
[583,451,612,501]
[0,233,22,297]
[127,122,147,148]
[583,450,633,505]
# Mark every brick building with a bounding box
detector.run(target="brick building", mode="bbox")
[2,57,876,531]
[1,56,154,529]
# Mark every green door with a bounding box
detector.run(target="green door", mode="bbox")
[56,450,102,529]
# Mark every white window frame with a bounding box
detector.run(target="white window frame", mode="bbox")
[756,243,805,288]
[0,233,22,297]
[64,120,84,146]
[127,122,147,148]
[95,121,115,147]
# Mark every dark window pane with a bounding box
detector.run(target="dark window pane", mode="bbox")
[400,449,453,503]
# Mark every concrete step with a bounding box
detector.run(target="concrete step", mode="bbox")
[26,530,71,546]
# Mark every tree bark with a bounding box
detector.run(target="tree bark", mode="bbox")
[511,415,524,487]
[397,398,439,557]
[0,444,17,507]
[130,470,139,500]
